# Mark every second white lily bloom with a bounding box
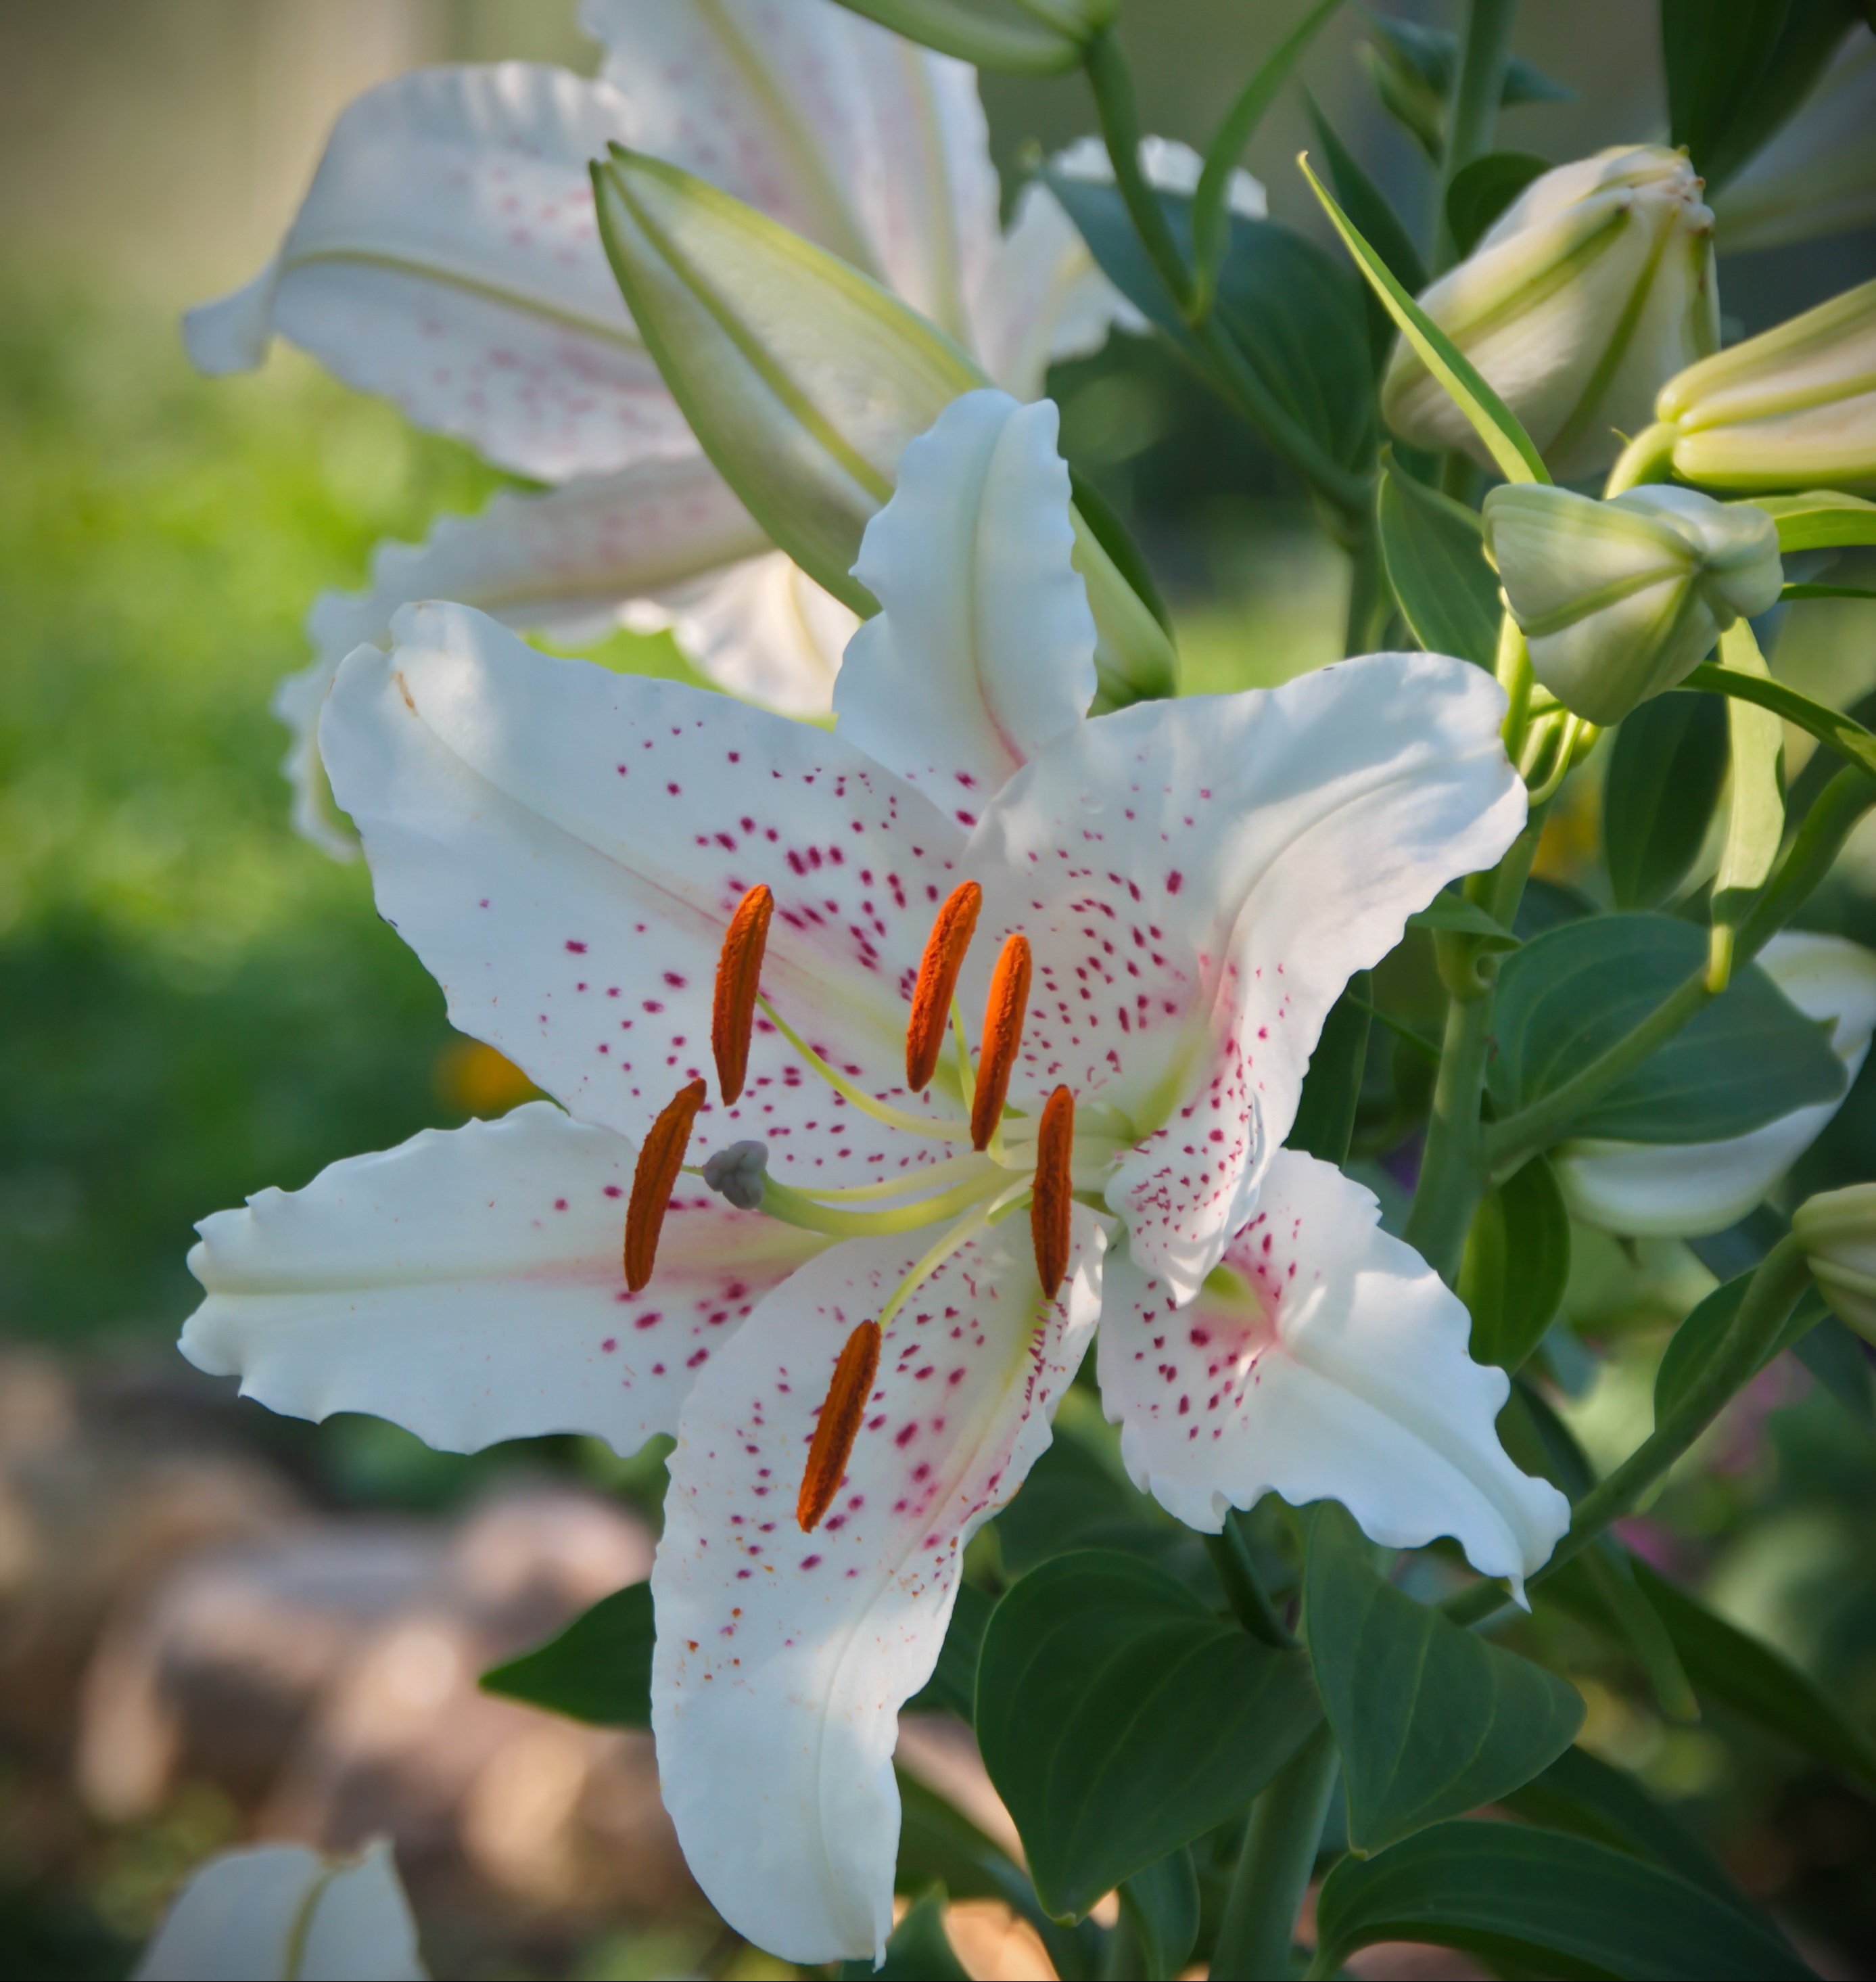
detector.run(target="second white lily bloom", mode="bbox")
[184,391,1566,1963]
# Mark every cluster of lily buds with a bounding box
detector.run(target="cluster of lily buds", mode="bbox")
[1795,1182,1876,1345]
[1621,277,1876,497]
[1483,482,1782,724]
[833,0,1116,72]
[1382,145,1718,482]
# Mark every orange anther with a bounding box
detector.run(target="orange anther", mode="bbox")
[797,1319,881,1532]
[712,883,773,1105]
[623,1078,707,1292]
[970,933,1031,1151]
[906,881,983,1092]
[1030,1086,1076,1300]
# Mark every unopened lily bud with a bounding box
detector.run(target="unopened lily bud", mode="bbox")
[832,0,1115,72]
[1630,278,1876,495]
[1484,482,1781,724]
[1382,146,1717,482]
[1794,1183,1876,1345]
[592,145,1175,703]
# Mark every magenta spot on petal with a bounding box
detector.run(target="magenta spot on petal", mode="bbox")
[601,1337,617,1352]
[565,940,588,952]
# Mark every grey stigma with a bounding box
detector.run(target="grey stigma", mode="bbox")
[701,1139,770,1211]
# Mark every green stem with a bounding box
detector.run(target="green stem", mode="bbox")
[1083,26,1192,311]
[1342,522,1386,655]
[1431,0,1520,271]
[1205,1513,1300,1650]
[1211,1724,1340,1981]
[1444,1236,1812,1628]
[1739,764,1876,956]
[1404,981,1495,1283]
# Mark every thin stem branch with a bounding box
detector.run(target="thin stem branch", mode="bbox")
[1443,1237,1812,1628]
[1083,26,1192,311]
[1431,0,1520,271]
[1211,1724,1340,1981]
[1205,1513,1299,1650]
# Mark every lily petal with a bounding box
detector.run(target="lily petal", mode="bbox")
[184,1102,824,1455]
[319,603,968,1168]
[135,1839,424,1982]
[183,64,686,481]
[652,1206,1106,1962]
[282,457,772,856]
[972,653,1525,1298]
[1100,1150,1570,1596]
[835,390,1096,801]
[1555,930,1876,1238]
[582,0,1000,345]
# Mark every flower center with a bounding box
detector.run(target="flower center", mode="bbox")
[621,881,1119,1529]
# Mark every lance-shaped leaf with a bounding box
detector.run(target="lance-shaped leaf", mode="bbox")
[1376,454,1502,668]
[831,0,1110,74]
[1603,691,1729,910]
[1303,1504,1582,1855]
[482,1580,655,1726]
[975,1548,1322,1917]
[590,145,1175,701]
[1458,1156,1570,1374]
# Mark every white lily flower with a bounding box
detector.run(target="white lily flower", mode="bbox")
[135,1840,424,1982]
[1555,932,1876,1239]
[187,0,1168,853]
[186,391,1564,1964]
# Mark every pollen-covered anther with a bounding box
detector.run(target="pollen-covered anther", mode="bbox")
[970,933,1032,1151]
[1030,1085,1076,1299]
[905,880,983,1092]
[797,1319,881,1532]
[623,1078,708,1292]
[711,883,773,1105]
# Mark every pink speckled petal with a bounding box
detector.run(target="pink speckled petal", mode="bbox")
[582,0,1000,344]
[835,392,1096,808]
[651,1204,1106,1964]
[183,1102,826,1457]
[321,603,972,1176]
[283,457,770,858]
[968,652,1526,1299]
[184,64,688,482]
[1099,1150,1569,1596]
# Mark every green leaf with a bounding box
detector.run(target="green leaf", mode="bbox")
[1290,970,1371,1166]
[1687,659,1876,784]
[1358,16,1572,160]
[1487,913,1846,1144]
[840,1885,969,1981]
[1501,1745,1741,1902]
[976,1549,1321,1916]
[1445,150,1551,258]
[1793,1310,1876,1425]
[905,1581,994,1722]
[1303,1505,1582,1855]
[1710,620,1785,985]
[1046,172,1376,478]
[1068,467,1173,639]
[1298,154,1551,485]
[1754,491,1876,552]
[1119,1849,1200,1980]
[1376,453,1503,667]
[479,1581,651,1726]
[1408,891,1519,946]
[1651,1271,1823,1427]
[1551,1559,1876,1797]
[1784,582,1876,601]
[1301,95,1426,367]
[1542,1546,1700,1723]
[1192,0,1347,316]
[1458,1155,1571,1373]
[1313,1820,1813,1978]
[1663,0,1862,193]
[1603,691,1729,910]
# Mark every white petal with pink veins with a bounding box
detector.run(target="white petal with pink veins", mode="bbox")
[184,64,688,482]
[582,0,1000,344]
[968,652,1525,1299]
[651,1207,1106,1963]
[184,1103,825,1457]
[1098,1150,1569,1595]
[320,603,971,1176]
[281,457,770,857]
[836,392,1096,806]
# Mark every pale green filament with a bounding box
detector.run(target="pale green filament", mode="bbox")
[757,994,975,1142]
[758,1167,1009,1239]
[874,1175,1035,1335]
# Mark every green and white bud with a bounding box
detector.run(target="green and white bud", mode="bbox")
[591,145,1175,703]
[1484,482,1781,724]
[1382,146,1718,483]
[1624,278,1876,496]
[830,0,1115,72]
[1793,1182,1876,1345]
